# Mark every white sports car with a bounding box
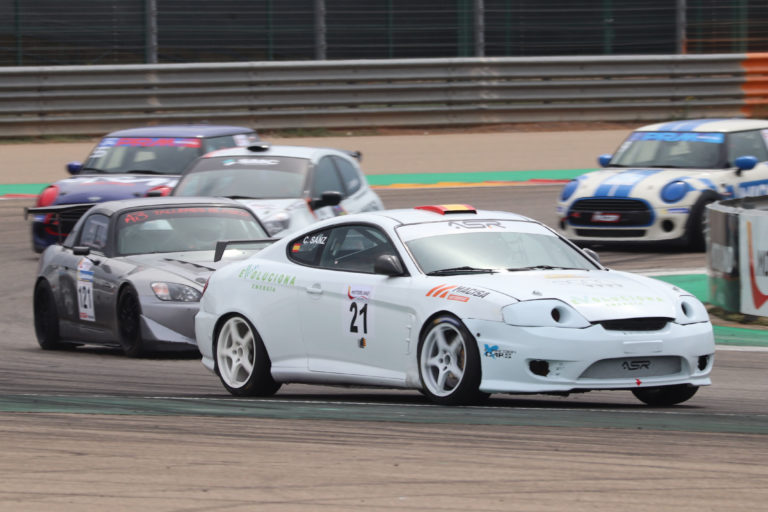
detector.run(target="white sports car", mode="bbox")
[172,142,384,237]
[557,118,768,249]
[196,204,715,406]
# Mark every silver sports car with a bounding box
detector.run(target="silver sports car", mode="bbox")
[29,197,272,356]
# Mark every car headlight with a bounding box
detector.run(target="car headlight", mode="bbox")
[560,179,580,202]
[151,282,202,302]
[262,211,291,236]
[502,300,591,328]
[675,295,709,325]
[660,180,691,203]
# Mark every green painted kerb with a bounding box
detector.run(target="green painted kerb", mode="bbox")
[0,183,48,196]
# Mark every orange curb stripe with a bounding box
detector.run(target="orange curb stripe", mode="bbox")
[740,53,768,117]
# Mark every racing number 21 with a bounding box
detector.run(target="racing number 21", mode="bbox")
[349,302,368,334]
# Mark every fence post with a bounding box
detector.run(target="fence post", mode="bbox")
[145,0,158,64]
[676,0,687,54]
[474,0,485,57]
[315,0,326,60]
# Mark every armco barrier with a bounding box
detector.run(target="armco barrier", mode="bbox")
[2,53,768,138]
[707,195,768,318]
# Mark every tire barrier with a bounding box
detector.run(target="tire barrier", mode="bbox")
[707,195,768,318]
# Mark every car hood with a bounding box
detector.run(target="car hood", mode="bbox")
[51,174,179,204]
[430,269,683,322]
[119,251,248,287]
[567,167,723,202]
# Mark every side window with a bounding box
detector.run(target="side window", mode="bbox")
[332,156,362,195]
[78,214,110,252]
[287,228,331,266]
[311,157,345,198]
[318,225,397,273]
[728,131,768,164]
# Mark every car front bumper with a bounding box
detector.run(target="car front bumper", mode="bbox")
[465,318,714,394]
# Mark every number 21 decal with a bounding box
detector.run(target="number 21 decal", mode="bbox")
[349,302,368,334]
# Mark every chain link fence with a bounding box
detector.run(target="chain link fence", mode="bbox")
[1,1,767,66]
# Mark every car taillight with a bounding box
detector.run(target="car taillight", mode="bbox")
[36,185,60,206]
[146,185,173,197]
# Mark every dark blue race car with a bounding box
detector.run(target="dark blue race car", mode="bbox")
[31,124,258,253]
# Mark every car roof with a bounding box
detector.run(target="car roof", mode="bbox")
[105,125,256,138]
[304,205,536,229]
[202,144,349,160]
[636,118,768,133]
[88,196,254,216]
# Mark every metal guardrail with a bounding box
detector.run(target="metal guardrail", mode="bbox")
[0,54,765,138]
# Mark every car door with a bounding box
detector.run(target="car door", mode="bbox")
[728,129,768,197]
[59,213,115,342]
[309,156,347,220]
[289,224,415,384]
[330,155,382,213]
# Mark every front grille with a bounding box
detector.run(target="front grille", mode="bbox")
[580,356,682,379]
[575,229,646,238]
[598,317,671,331]
[568,198,652,227]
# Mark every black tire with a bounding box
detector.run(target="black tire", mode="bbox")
[214,315,281,397]
[417,315,488,405]
[33,280,64,350]
[117,286,145,357]
[632,384,699,406]
[684,192,718,251]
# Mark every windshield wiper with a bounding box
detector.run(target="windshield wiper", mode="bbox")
[427,266,497,276]
[80,166,106,173]
[507,265,585,272]
[225,195,262,200]
[124,169,166,174]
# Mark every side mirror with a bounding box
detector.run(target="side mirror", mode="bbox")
[73,246,91,256]
[311,191,343,209]
[597,154,613,167]
[583,247,600,264]
[373,254,405,276]
[734,155,758,171]
[67,162,83,175]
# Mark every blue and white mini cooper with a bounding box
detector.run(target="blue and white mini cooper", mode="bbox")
[557,118,768,249]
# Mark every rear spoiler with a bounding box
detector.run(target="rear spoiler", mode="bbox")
[23,203,96,220]
[24,203,96,243]
[213,238,278,262]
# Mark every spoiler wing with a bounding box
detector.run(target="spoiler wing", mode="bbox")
[214,238,277,262]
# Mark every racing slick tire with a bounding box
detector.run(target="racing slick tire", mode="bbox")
[631,384,699,406]
[33,280,65,350]
[684,191,719,251]
[214,315,281,397]
[418,315,489,405]
[117,286,145,357]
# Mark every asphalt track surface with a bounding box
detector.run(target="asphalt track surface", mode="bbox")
[2,134,767,510]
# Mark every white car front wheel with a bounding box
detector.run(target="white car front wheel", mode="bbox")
[418,316,488,405]
[215,315,281,397]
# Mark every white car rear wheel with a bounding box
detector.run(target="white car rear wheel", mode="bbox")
[418,316,487,405]
[215,315,281,397]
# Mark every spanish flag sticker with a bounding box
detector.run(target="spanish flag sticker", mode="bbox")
[291,243,302,253]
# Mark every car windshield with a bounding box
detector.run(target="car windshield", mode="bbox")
[82,137,205,174]
[609,131,727,169]
[172,156,310,199]
[397,220,598,274]
[116,206,267,255]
